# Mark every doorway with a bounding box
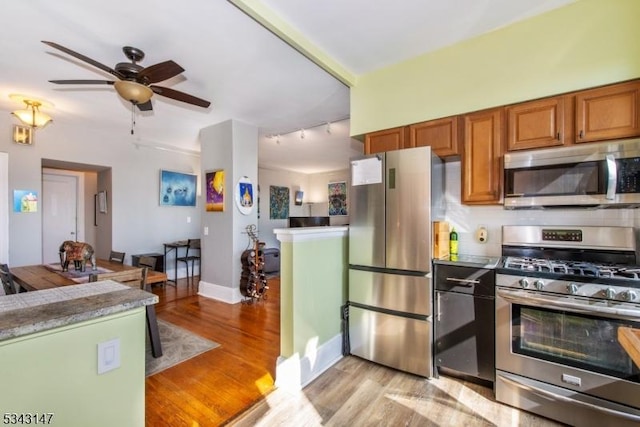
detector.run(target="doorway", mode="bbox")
[42,172,80,264]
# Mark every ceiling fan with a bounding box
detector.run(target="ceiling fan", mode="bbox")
[42,40,211,111]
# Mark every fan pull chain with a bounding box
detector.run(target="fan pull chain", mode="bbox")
[130,103,136,135]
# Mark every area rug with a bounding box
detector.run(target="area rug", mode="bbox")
[145,319,220,377]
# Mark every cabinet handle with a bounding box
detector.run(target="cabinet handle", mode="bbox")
[436,292,441,321]
[557,132,561,140]
[446,277,479,285]
[579,130,584,139]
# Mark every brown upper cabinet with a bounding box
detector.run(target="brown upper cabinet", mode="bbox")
[462,108,504,205]
[409,116,460,157]
[364,126,411,154]
[506,95,572,151]
[575,80,640,143]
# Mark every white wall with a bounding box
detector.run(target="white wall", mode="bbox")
[443,161,640,257]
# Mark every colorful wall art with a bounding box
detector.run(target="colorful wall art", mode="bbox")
[205,170,225,212]
[160,170,197,207]
[328,181,347,216]
[269,186,289,219]
[13,190,38,213]
[235,176,254,215]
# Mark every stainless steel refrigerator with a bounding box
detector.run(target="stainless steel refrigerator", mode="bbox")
[348,146,444,378]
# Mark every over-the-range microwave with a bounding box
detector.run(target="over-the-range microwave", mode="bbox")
[504,138,640,209]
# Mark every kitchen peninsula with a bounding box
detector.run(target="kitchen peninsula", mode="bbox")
[0,281,157,427]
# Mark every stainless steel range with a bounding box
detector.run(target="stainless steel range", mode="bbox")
[495,225,640,427]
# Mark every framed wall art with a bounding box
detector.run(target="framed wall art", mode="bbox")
[205,169,225,212]
[328,181,347,216]
[13,190,38,213]
[235,176,254,215]
[160,170,197,207]
[269,185,289,219]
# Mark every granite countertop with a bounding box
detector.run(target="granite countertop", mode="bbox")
[433,254,501,269]
[0,280,158,342]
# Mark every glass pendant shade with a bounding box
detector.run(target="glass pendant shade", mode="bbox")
[114,80,153,104]
[12,107,52,128]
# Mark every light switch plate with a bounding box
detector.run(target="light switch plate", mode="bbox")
[97,338,121,374]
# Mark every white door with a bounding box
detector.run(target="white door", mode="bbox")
[42,174,78,264]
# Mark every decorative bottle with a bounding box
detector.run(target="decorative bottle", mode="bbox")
[449,227,458,257]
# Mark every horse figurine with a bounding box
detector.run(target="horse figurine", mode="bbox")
[59,240,97,272]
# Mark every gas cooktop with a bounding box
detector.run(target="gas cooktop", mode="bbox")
[502,256,640,280]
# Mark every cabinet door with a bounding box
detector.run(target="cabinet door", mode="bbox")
[506,95,572,151]
[462,108,504,204]
[409,116,460,157]
[575,80,640,143]
[435,291,495,382]
[364,126,411,154]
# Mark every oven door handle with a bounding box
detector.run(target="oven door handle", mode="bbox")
[499,373,640,423]
[497,288,640,321]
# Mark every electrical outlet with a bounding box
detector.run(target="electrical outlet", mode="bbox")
[476,226,488,243]
[204,226,209,236]
[187,216,191,223]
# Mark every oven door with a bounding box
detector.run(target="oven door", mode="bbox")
[496,287,640,424]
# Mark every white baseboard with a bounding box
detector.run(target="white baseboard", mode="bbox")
[275,333,344,392]
[198,280,243,304]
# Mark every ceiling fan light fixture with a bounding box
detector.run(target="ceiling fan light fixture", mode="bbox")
[114,80,153,104]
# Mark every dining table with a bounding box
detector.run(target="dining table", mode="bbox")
[9,259,163,357]
[11,259,143,292]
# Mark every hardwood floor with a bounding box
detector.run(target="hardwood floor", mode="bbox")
[145,277,281,426]
[146,277,564,427]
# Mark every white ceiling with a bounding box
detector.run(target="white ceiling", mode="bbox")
[0,0,574,174]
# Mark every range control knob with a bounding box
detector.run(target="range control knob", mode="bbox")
[604,288,617,300]
[534,280,545,290]
[519,278,530,289]
[623,290,638,302]
[567,283,579,295]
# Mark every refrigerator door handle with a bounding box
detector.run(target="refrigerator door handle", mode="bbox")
[436,292,441,321]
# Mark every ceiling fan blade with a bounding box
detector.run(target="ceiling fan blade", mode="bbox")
[49,79,115,85]
[138,60,184,84]
[150,85,211,108]
[42,41,124,80]
[137,100,153,111]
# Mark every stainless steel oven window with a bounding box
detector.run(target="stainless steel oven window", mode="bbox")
[511,304,640,382]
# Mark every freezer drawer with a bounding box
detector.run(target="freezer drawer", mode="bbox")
[349,268,431,316]
[349,305,433,378]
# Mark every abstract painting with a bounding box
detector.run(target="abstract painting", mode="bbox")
[160,170,197,207]
[269,186,289,219]
[328,181,347,216]
[205,170,224,212]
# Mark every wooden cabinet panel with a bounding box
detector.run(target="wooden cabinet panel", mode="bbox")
[506,95,572,151]
[409,116,460,157]
[462,108,503,204]
[575,80,640,143]
[364,127,411,154]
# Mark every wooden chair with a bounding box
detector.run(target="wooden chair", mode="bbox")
[108,251,126,264]
[0,264,18,295]
[138,256,167,287]
[89,267,163,357]
[176,238,201,287]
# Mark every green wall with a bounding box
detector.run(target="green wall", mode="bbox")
[279,235,348,358]
[0,309,146,427]
[350,0,640,136]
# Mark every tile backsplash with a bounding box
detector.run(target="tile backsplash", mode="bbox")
[442,161,640,257]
